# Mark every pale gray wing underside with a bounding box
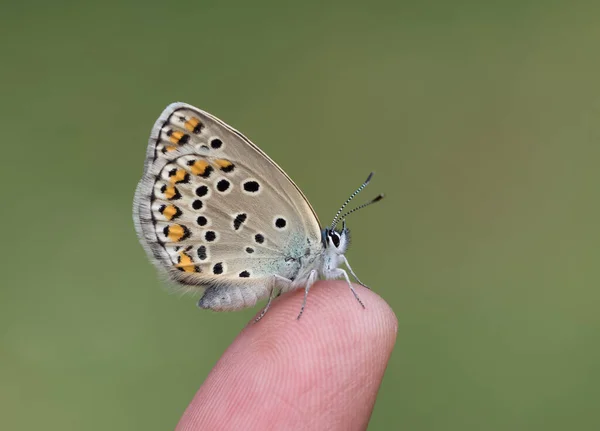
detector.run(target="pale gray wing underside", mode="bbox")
[133,103,323,293]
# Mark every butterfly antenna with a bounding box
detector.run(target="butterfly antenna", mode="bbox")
[337,194,384,223]
[330,173,375,229]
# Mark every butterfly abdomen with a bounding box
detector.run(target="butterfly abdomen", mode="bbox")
[197,280,270,311]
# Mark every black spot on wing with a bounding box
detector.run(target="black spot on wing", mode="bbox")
[213,262,223,274]
[233,213,247,230]
[243,181,260,193]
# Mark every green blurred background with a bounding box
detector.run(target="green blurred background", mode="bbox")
[1,1,599,429]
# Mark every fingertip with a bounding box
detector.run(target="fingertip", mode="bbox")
[177,281,396,431]
[250,280,397,352]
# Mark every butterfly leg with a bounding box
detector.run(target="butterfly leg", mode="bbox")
[341,255,371,290]
[330,267,366,309]
[297,270,319,320]
[255,275,292,323]
[254,289,276,323]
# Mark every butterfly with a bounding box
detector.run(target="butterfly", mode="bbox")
[133,102,383,320]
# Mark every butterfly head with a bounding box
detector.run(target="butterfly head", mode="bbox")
[323,172,384,254]
[321,221,351,254]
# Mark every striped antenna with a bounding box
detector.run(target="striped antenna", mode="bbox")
[330,173,374,229]
[335,194,384,224]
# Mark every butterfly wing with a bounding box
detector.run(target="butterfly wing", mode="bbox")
[133,103,322,309]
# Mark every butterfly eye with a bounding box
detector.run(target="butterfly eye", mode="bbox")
[330,232,341,248]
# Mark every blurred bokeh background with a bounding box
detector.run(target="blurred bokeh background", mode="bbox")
[1,1,599,430]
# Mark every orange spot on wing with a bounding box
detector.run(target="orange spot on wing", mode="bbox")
[191,160,210,176]
[170,169,188,184]
[176,250,199,273]
[213,159,234,170]
[169,131,184,144]
[167,224,188,242]
[164,186,178,199]
[184,117,202,133]
[162,205,179,220]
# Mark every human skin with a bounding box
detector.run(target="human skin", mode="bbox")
[175,281,398,431]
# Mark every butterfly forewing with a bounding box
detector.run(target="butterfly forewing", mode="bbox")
[134,103,322,290]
